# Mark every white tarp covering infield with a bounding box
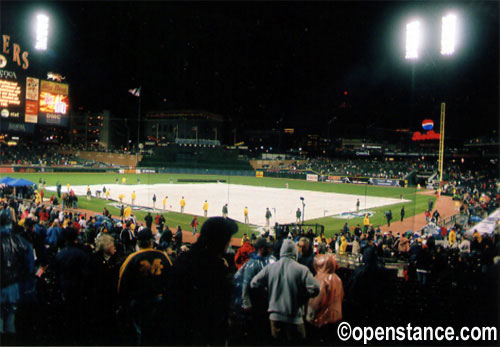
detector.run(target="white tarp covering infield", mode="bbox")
[47,183,408,227]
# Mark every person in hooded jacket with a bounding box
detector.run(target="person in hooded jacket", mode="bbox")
[306,254,344,343]
[250,239,320,343]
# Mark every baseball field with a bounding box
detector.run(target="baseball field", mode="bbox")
[1,172,433,238]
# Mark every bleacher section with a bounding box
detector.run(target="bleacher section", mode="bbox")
[139,145,254,171]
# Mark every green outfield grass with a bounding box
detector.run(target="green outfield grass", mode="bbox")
[1,172,434,238]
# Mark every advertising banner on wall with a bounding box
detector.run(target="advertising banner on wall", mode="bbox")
[25,77,39,123]
[306,174,318,182]
[369,178,403,187]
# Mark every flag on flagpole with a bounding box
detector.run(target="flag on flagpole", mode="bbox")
[128,87,141,97]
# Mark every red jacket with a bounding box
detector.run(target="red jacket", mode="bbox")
[234,242,255,270]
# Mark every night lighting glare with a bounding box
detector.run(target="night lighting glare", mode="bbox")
[35,14,49,50]
[405,20,421,60]
[441,14,457,55]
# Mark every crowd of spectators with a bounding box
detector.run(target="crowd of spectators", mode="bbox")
[291,158,436,179]
[0,144,79,166]
[0,143,130,168]
[1,180,498,345]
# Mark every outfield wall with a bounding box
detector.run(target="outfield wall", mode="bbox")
[61,150,142,167]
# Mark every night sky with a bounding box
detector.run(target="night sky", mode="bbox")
[1,1,498,140]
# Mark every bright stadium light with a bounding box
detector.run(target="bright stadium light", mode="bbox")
[35,14,49,50]
[405,20,421,59]
[441,14,457,55]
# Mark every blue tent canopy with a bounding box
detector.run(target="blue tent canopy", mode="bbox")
[8,178,35,187]
[0,177,16,184]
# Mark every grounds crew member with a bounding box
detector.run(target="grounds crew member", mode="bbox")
[180,196,186,213]
[131,191,136,205]
[163,196,168,210]
[265,208,272,229]
[244,206,249,224]
[203,200,209,217]
[296,208,302,224]
[363,213,370,233]
[222,204,228,218]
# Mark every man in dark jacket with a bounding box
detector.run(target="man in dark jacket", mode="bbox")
[118,228,172,345]
[346,246,394,324]
[55,227,92,343]
[298,237,316,275]
[166,217,238,346]
[144,212,153,230]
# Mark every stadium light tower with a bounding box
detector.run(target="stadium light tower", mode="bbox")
[35,14,49,50]
[441,14,457,55]
[405,20,421,60]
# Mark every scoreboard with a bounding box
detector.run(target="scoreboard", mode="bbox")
[0,75,69,128]
[0,33,69,132]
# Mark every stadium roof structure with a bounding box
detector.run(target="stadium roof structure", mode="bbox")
[145,110,225,122]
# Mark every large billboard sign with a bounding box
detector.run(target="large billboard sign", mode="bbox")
[38,80,69,126]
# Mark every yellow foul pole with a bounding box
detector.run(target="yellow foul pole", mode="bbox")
[438,102,446,196]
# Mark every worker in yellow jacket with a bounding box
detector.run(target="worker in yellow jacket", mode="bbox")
[203,200,209,217]
[180,196,186,213]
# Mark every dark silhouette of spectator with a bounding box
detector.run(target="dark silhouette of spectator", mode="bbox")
[167,217,238,346]
[117,228,172,345]
[298,237,316,275]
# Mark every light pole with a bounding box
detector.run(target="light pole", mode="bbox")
[404,13,458,195]
[300,197,305,224]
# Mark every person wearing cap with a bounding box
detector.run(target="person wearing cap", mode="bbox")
[222,203,228,218]
[232,237,275,342]
[166,217,238,345]
[117,228,173,345]
[250,239,319,343]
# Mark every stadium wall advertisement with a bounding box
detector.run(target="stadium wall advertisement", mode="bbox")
[369,178,402,187]
[306,174,318,182]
